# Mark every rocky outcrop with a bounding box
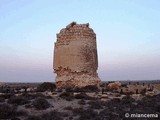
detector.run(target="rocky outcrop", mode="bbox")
[53,22,101,89]
[107,82,122,90]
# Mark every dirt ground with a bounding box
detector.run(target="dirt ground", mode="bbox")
[0,81,160,120]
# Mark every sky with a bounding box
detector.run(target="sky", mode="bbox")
[0,0,160,82]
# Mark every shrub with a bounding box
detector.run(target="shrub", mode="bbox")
[121,83,127,88]
[140,88,147,95]
[79,109,98,120]
[25,115,41,120]
[78,99,86,105]
[88,100,103,109]
[121,95,135,105]
[0,103,17,119]
[0,97,5,102]
[0,93,14,99]
[68,116,73,120]
[98,108,121,120]
[0,103,28,119]
[65,87,74,92]
[74,85,99,92]
[64,106,73,110]
[72,107,84,115]
[32,97,50,110]
[99,82,106,88]
[74,92,86,99]
[25,104,32,109]
[59,92,74,101]
[44,95,53,99]
[11,118,21,120]
[8,96,30,105]
[112,98,121,103]
[137,94,160,113]
[74,92,94,100]
[104,98,121,108]
[72,107,98,120]
[41,110,63,120]
[22,93,45,100]
[103,87,111,92]
[0,87,12,93]
[15,109,27,116]
[36,82,56,92]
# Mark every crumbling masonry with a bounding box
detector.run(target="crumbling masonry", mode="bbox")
[53,22,101,89]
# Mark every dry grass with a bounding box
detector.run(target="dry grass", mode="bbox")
[154,84,160,90]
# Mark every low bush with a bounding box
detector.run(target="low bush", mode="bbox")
[8,96,30,105]
[36,82,56,92]
[0,87,13,93]
[98,108,121,120]
[64,106,73,110]
[112,98,121,103]
[11,117,21,120]
[59,92,74,101]
[32,97,50,110]
[72,107,98,120]
[65,87,74,92]
[79,109,98,120]
[25,115,41,120]
[22,93,45,100]
[0,103,17,119]
[121,95,135,105]
[121,83,127,88]
[74,85,99,92]
[42,111,64,120]
[78,99,86,105]
[103,87,111,92]
[72,107,84,116]
[99,82,106,88]
[88,100,103,109]
[0,97,5,102]
[74,92,94,100]
[140,88,147,95]
[25,104,32,109]
[0,93,14,99]
[0,103,28,119]
[15,109,28,116]
[74,92,86,99]
[137,94,160,113]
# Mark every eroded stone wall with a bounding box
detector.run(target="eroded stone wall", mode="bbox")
[53,22,101,89]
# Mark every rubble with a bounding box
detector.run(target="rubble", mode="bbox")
[107,82,122,90]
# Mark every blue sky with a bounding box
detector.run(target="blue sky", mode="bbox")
[0,0,160,82]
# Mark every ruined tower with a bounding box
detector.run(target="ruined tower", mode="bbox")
[53,22,101,89]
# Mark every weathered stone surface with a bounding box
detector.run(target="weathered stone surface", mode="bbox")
[107,82,122,90]
[53,22,101,89]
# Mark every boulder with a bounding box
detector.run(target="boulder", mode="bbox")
[107,82,122,90]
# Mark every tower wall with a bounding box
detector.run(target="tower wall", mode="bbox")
[53,22,101,89]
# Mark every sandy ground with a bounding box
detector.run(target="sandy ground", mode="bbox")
[0,82,160,120]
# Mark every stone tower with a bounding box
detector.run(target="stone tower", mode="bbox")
[53,22,101,89]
